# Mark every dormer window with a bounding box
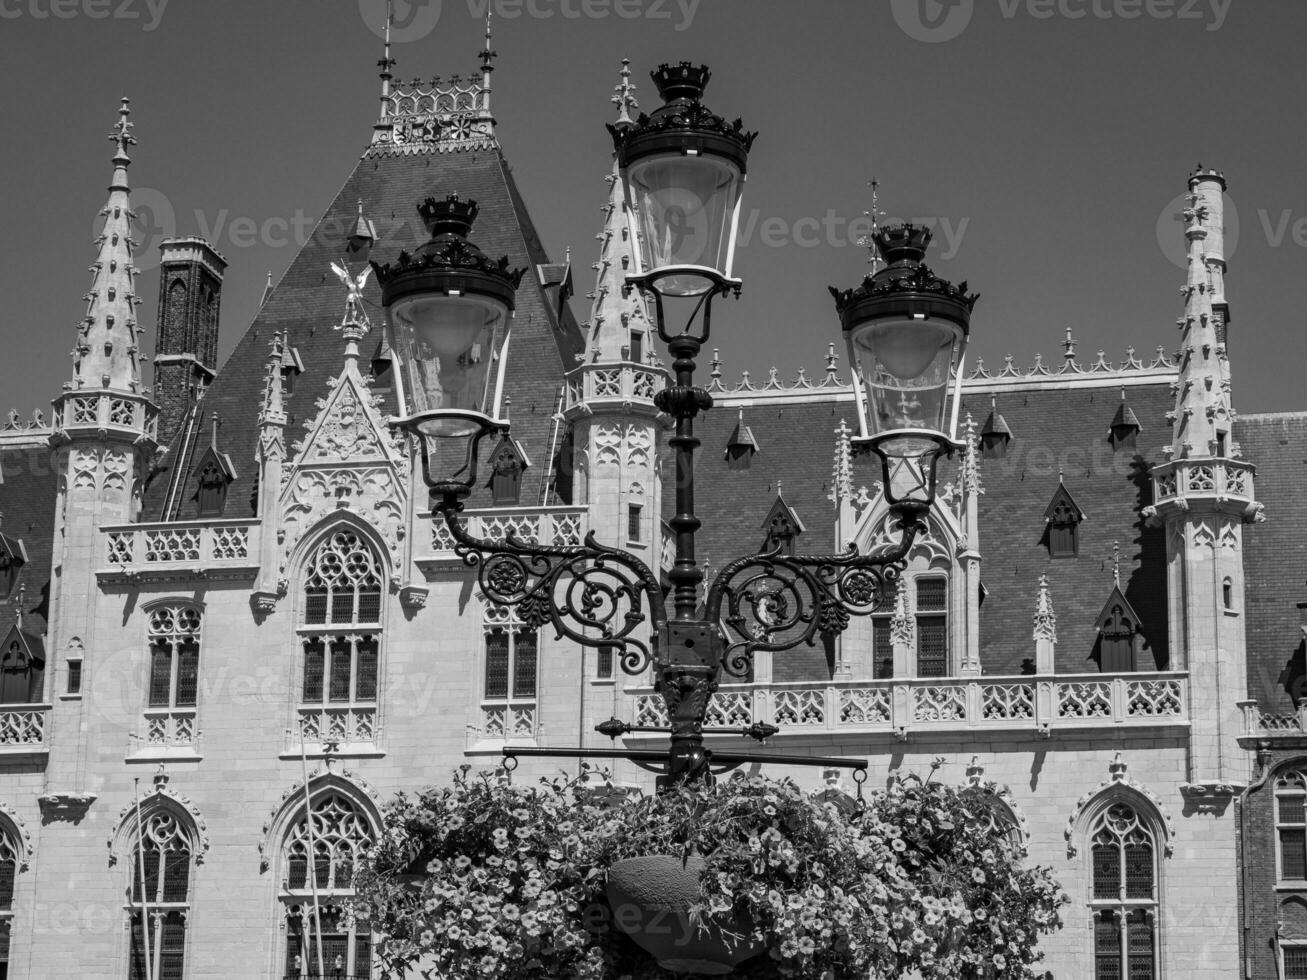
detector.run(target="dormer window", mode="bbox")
[486,437,530,507]
[0,534,27,599]
[760,494,804,556]
[1043,481,1086,559]
[1095,584,1144,673]
[0,624,44,705]
[196,460,227,517]
[189,417,237,519]
[725,411,759,471]
[1099,604,1137,671]
[281,343,305,396]
[980,400,1013,459]
[1108,392,1142,451]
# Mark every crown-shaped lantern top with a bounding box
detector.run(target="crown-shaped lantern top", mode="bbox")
[829,222,979,333]
[650,61,711,104]
[419,193,479,240]
[872,223,933,270]
[608,60,756,173]
[373,195,525,306]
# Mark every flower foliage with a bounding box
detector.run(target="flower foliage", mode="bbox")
[352,762,1066,980]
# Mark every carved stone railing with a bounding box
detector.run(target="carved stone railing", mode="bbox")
[294,705,379,746]
[143,708,198,746]
[0,704,49,752]
[52,390,158,441]
[100,520,260,580]
[629,672,1188,738]
[127,708,201,758]
[1151,459,1256,509]
[1240,700,1307,738]
[421,506,587,556]
[564,361,668,414]
[479,701,537,742]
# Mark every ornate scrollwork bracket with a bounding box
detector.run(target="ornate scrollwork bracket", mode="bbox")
[435,496,666,677]
[704,508,924,678]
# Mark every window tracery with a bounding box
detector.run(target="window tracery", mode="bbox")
[127,810,193,980]
[1088,801,1159,980]
[281,792,374,978]
[298,530,383,747]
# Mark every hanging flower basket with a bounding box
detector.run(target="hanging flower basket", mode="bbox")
[606,854,764,975]
[352,764,1067,980]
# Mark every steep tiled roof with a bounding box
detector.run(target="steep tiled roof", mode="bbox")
[678,372,1176,678]
[1238,412,1307,711]
[0,431,56,644]
[144,144,583,519]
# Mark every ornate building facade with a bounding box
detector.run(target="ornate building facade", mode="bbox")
[0,51,1305,980]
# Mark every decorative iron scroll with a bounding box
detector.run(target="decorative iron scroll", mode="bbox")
[442,506,663,678]
[704,530,917,678]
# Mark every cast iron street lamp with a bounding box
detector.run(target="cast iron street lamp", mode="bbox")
[375,63,978,786]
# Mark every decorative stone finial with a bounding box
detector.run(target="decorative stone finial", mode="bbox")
[612,58,638,128]
[1033,574,1057,644]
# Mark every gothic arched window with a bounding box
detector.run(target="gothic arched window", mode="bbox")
[299,531,383,747]
[1089,801,1159,980]
[0,826,20,976]
[281,792,375,978]
[144,604,201,749]
[1276,769,1307,883]
[915,577,949,678]
[481,604,538,741]
[127,810,193,980]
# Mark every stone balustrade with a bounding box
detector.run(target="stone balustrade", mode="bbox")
[0,704,49,753]
[564,361,668,412]
[1240,700,1307,738]
[629,672,1189,738]
[101,519,259,577]
[422,506,587,555]
[1151,458,1256,508]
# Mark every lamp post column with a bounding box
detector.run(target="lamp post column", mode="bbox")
[653,331,719,785]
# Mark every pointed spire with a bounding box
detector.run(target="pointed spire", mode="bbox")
[961,412,982,496]
[1033,574,1057,643]
[259,331,287,430]
[831,419,853,503]
[479,6,496,117]
[612,58,638,128]
[1112,540,1122,588]
[377,0,396,103]
[890,579,914,646]
[260,271,274,308]
[71,98,143,393]
[1167,167,1236,458]
[855,176,886,275]
[580,65,653,365]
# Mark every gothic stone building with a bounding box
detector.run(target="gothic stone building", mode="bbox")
[1,57,1306,980]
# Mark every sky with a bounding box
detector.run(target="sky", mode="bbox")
[2,0,1305,422]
